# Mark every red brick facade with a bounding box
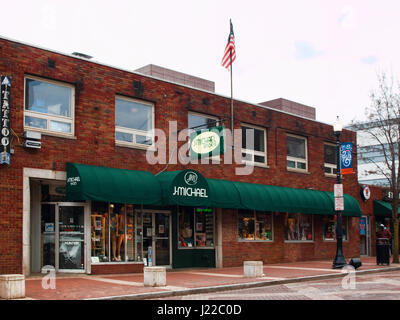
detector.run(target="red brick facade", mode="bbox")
[0,37,381,274]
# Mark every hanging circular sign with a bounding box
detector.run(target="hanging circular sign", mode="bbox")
[190,131,220,155]
[361,185,371,201]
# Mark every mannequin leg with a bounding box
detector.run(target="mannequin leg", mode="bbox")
[117,234,124,260]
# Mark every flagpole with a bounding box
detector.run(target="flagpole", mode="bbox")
[230,47,234,146]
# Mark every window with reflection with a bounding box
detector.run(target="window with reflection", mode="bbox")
[323,216,348,241]
[25,76,74,135]
[241,125,267,165]
[178,207,214,248]
[91,202,143,263]
[284,213,313,241]
[115,96,154,148]
[287,134,307,171]
[238,210,273,241]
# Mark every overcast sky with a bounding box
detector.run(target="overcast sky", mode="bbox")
[2,0,400,126]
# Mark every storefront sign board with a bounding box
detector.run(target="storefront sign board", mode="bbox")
[190,125,224,159]
[0,76,11,165]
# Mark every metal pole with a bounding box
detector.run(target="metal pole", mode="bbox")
[230,48,234,146]
[333,132,347,269]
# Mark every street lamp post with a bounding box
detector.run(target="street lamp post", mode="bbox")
[333,116,347,269]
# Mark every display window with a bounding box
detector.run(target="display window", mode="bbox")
[284,213,313,241]
[238,210,273,241]
[323,216,348,241]
[91,202,109,262]
[178,207,214,248]
[91,202,143,263]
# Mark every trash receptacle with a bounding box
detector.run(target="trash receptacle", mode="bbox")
[376,238,390,265]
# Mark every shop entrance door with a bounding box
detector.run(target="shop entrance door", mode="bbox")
[360,215,370,256]
[58,205,85,272]
[142,210,171,267]
[41,202,88,273]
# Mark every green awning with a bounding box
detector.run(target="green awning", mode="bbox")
[66,162,162,205]
[231,182,361,217]
[156,169,212,207]
[207,178,245,209]
[374,200,400,216]
[155,169,361,216]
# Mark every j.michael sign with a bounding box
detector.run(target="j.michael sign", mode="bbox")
[190,126,225,159]
[158,169,211,207]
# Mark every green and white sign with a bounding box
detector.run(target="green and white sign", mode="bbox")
[189,126,225,159]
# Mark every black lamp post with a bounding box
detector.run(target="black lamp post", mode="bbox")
[332,116,347,269]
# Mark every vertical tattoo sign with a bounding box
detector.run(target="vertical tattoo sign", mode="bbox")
[0,76,11,165]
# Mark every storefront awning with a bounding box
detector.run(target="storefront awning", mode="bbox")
[374,200,400,216]
[156,169,361,216]
[156,169,212,207]
[230,182,360,217]
[66,162,163,205]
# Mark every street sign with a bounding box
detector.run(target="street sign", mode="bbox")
[334,184,343,197]
[335,197,344,211]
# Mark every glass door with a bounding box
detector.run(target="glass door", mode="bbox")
[155,213,170,266]
[141,210,171,267]
[360,215,370,256]
[58,205,85,271]
[41,204,56,270]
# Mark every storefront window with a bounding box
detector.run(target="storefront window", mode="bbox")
[284,213,313,241]
[178,207,214,248]
[323,216,348,241]
[238,210,273,241]
[91,202,143,263]
[91,202,109,262]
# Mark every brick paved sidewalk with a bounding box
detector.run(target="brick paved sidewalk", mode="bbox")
[22,257,400,300]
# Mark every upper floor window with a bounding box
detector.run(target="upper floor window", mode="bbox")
[188,112,219,131]
[324,143,337,176]
[286,134,307,171]
[24,76,74,136]
[241,124,267,165]
[115,96,154,149]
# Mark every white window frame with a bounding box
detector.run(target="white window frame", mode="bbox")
[286,134,308,172]
[324,143,337,177]
[241,123,267,166]
[115,96,155,150]
[24,75,75,137]
[238,210,274,242]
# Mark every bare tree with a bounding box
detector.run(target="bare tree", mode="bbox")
[351,72,400,263]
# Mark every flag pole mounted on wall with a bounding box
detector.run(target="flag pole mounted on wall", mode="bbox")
[221,19,236,144]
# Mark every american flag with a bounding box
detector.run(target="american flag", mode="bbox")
[221,20,236,69]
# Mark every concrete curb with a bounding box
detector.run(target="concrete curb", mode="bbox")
[86,265,400,300]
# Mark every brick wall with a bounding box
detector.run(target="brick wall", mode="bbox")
[0,37,370,273]
[221,211,360,267]
[90,263,144,275]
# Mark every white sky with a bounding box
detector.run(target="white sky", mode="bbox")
[2,0,400,126]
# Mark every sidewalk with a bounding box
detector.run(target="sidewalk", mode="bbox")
[23,257,400,300]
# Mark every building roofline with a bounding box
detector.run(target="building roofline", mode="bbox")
[0,34,347,131]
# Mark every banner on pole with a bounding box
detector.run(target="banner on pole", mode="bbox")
[340,142,353,174]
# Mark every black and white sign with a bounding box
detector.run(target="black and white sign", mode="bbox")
[0,76,11,165]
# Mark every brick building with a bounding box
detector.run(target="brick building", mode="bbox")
[0,36,383,275]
